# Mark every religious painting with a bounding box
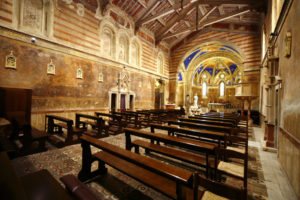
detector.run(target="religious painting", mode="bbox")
[47,60,55,75]
[5,51,16,69]
[98,73,103,82]
[76,67,83,79]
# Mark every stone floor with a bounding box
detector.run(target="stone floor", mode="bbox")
[251,127,298,200]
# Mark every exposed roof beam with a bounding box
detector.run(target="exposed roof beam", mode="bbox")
[161,7,251,40]
[138,6,177,25]
[155,1,200,45]
[218,5,225,15]
[199,5,207,15]
[157,18,166,26]
[135,0,161,32]
[137,0,147,8]
[135,0,160,23]
[157,5,217,42]
[167,0,175,6]
[199,6,218,23]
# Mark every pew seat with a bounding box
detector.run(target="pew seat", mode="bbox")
[0,152,73,200]
[131,139,215,169]
[78,135,194,199]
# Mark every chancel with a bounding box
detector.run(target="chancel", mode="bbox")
[0,0,299,199]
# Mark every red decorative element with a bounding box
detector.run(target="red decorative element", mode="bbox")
[110,11,118,20]
[265,123,275,147]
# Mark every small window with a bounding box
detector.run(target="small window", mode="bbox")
[220,81,225,97]
[202,82,207,97]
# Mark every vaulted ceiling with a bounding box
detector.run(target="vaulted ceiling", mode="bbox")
[76,0,266,48]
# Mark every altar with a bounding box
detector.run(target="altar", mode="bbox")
[208,103,230,112]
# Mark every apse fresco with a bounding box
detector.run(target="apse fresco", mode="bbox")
[192,57,241,86]
[183,42,241,70]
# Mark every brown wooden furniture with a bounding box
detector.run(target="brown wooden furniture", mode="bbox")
[78,135,194,199]
[189,115,238,126]
[125,128,216,177]
[95,112,124,134]
[193,172,246,200]
[113,111,141,128]
[150,123,225,147]
[46,114,83,146]
[216,135,248,196]
[75,113,108,138]
[0,152,73,200]
[0,87,32,127]
[60,174,101,200]
[168,120,232,134]
[179,117,235,128]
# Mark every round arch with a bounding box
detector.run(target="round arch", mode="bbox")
[175,40,245,108]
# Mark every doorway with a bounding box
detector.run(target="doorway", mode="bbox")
[111,93,116,112]
[120,94,126,110]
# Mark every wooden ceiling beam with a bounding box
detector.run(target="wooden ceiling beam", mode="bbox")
[138,7,177,25]
[161,7,251,40]
[155,1,200,45]
[137,0,147,8]
[135,0,161,32]
[218,5,225,15]
[135,0,160,23]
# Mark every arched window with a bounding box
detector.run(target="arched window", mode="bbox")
[102,28,114,58]
[130,40,140,66]
[157,54,164,74]
[118,35,129,63]
[220,81,225,97]
[202,82,207,97]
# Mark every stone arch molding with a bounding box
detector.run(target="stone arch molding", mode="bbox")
[99,17,142,68]
[175,40,245,107]
[100,19,117,59]
[129,36,142,67]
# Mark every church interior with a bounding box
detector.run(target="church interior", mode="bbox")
[0,0,299,199]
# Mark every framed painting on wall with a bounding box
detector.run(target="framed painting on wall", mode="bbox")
[98,73,103,82]
[47,60,55,75]
[76,67,83,79]
[5,51,16,69]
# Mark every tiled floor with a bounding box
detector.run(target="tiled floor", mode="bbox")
[252,127,298,200]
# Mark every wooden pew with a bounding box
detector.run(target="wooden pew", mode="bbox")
[168,120,232,134]
[46,114,83,146]
[179,117,235,128]
[189,115,237,125]
[75,113,108,138]
[193,173,246,200]
[78,135,194,200]
[136,111,151,127]
[125,128,216,177]
[216,135,248,195]
[150,123,225,147]
[95,112,124,134]
[0,152,73,200]
[113,111,141,128]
